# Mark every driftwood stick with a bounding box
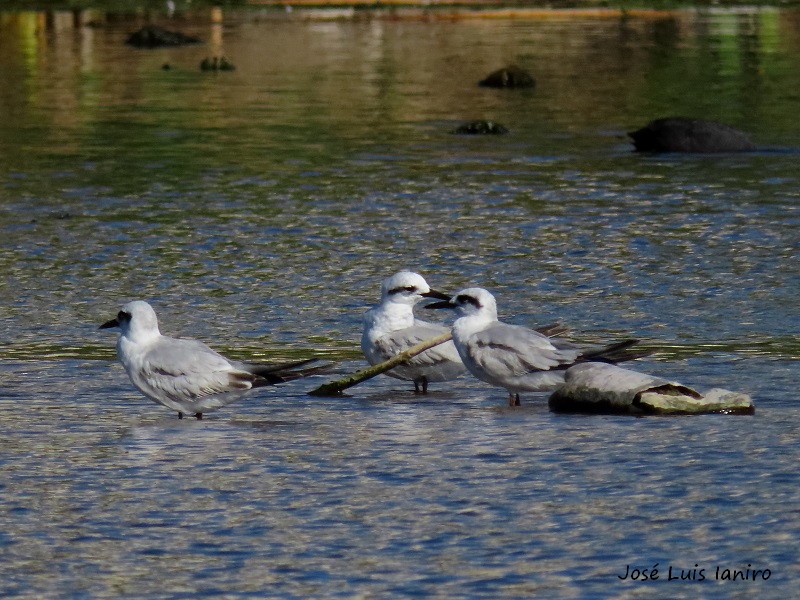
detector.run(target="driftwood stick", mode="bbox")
[308,332,452,396]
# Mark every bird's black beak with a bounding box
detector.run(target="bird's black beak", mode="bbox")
[421,289,451,301]
[423,299,454,310]
[99,317,119,330]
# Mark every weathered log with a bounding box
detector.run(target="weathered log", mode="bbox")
[308,332,452,397]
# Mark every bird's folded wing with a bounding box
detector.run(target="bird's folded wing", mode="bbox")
[468,322,580,376]
[373,321,460,367]
[141,338,250,400]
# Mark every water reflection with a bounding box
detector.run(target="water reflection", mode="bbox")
[2,8,800,155]
[0,6,798,598]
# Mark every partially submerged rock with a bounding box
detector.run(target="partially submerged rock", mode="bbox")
[628,117,755,153]
[453,120,509,135]
[200,56,236,72]
[126,25,201,48]
[478,65,535,89]
[548,363,753,415]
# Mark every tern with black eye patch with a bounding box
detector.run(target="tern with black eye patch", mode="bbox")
[361,271,466,393]
[426,288,646,406]
[99,300,330,418]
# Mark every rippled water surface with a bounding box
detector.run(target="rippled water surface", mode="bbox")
[1,7,799,598]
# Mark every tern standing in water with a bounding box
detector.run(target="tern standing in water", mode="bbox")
[426,288,644,406]
[100,300,327,419]
[361,271,467,393]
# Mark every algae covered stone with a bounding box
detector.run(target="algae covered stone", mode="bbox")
[548,363,753,415]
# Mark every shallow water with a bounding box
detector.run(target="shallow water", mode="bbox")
[0,7,798,598]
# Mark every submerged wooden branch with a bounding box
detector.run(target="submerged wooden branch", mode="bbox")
[308,332,452,397]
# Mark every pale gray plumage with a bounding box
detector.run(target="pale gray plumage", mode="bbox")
[456,319,580,400]
[426,288,643,405]
[125,336,256,413]
[368,319,465,384]
[100,300,325,418]
[466,321,580,376]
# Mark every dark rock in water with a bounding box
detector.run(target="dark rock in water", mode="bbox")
[200,57,236,72]
[479,65,535,89]
[126,26,201,48]
[31,212,72,224]
[629,117,755,153]
[453,120,509,135]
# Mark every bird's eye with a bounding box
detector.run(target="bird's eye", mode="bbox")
[456,295,481,308]
[118,311,132,321]
[388,285,417,295]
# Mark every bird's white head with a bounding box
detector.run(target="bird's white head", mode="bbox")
[425,287,499,321]
[99,300,161,342]
[379,271,450,306]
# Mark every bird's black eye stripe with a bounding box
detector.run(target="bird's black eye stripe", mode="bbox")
[118,311,132,321]
[388,285,418,295]
[456,295,481,308]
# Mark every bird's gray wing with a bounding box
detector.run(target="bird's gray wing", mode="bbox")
[140,338,253,401]
[467,322,580,376]
[373,320,461,367]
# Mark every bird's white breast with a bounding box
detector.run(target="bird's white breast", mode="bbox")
[362,303,415,345]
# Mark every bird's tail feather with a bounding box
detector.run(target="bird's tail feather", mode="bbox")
[579,339,652,364]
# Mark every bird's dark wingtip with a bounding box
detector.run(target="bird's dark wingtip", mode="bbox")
[249,359,337,386]
[580,339,652,364]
